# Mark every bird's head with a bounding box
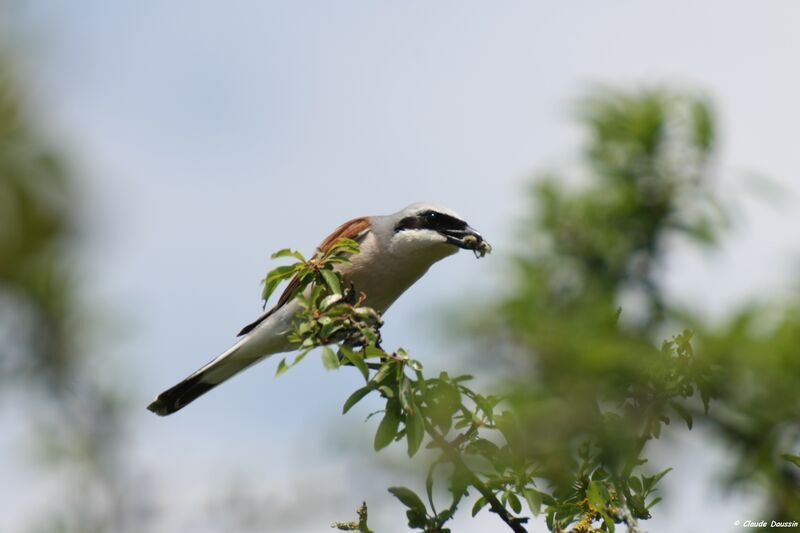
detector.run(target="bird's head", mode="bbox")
[383,202,491,260]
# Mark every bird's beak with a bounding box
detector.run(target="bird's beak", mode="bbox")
[442,225,492,257]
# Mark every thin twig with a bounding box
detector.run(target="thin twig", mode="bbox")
[425,423,528,533]
[460,462,529,533]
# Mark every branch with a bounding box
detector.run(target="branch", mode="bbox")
[331,502,373,533]
[461,463,529,533]
[618,502,646,533]
[425,423,528,533]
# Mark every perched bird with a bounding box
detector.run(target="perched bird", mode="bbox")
[147,202,490,416]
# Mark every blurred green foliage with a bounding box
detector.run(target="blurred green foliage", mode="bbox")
[694,306,800,518]
[474,88,799,528]
[0,60,75,384]
[0,56,130,533]
[518,89,723,335]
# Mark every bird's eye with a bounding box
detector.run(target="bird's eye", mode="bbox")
[425,211,438,224]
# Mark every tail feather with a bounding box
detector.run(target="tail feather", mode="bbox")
[147,341,259,416]
[147,373,218,416]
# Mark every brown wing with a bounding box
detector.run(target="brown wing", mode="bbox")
[237,217,371,336]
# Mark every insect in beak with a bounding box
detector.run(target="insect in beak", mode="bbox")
[442,226,492,258]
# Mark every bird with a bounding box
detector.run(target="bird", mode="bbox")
[147,202,490,416]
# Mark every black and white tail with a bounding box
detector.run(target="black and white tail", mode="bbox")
[147,340,258,416]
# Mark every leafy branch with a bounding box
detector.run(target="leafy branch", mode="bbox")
[260,238,723,532]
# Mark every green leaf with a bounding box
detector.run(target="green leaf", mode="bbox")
[266,264,301,283]
[320,293,342,309]
[291,348,310,367]
[471,496,487,517]
[669,400,693,429]
[436,509,453,526]
[321,346,339,370]
[471,393,495,420]
[523,489,542,516]
[308,284,324,306]
[406,404,425,457]
[374,400,401,450]
[387,486,426,515]
[691,99,714,151]
[781,454,800,468]
[320,269,342,295]
[324,256,352,265]
[275,358,289,377]
[494,411,519,448]
[599,510,616,533]
[699,383,711,414]
[342,386,372,414]
[399,376,412,413]
[506,491,522,514]
[586,480,605,509]
[628,493,650,520]
[360,327,378,346]
[464,438,500,458]
[340,346,369,381]
[372,363,394,384]
[539,492,558,507]
[646,496,663,509]
[319,321,343,341]
[261,278,279,305]
[450,463,469,500]
[295,320,313,335]
[652,467,673,486]
[328,237,361,255]
[405,508,427,529]
[261,263,303,303]
[271,248,305,262]
[425,463,435,507]
[364,346,385,359]
[628,476,642,494]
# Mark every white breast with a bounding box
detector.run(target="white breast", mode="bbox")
[337,231,456,314]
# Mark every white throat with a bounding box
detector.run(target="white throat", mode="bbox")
[337,228,456,314]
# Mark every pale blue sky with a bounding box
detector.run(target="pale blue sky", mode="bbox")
[4,2,800,532]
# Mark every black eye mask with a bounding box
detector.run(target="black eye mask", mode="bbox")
[395,210,468,233]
